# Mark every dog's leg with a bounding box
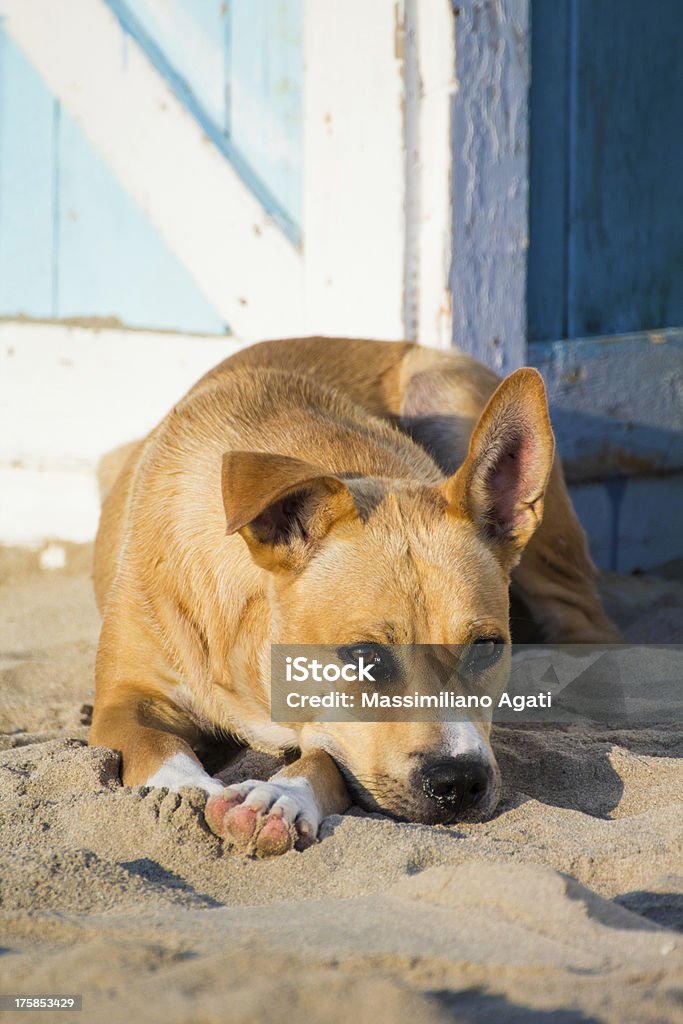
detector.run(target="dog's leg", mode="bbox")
[90,699,225,794]
[397,348,620,642]
[91,592,231,793]
[205,749,351,856]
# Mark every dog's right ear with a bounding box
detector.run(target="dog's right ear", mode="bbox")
[222,451,358,571]
[441,368,555,572]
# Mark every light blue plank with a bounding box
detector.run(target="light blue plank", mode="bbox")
[132,0,227,130]
[229,0,303,227]
[56,104,227,334]
[0,29,56,318]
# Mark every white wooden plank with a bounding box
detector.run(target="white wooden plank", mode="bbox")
[302,0,406,339]
[0,321,242,472]
[407,0,456,348]
[0,467,100,546]
[0,321,251,545]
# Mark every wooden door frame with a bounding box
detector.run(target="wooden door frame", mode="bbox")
[451,0,683,571]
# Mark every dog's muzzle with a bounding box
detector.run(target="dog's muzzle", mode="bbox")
[421,755,492,816]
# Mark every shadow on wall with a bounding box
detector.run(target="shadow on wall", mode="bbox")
[548,409,683,573]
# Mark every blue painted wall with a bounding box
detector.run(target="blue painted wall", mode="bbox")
[528,1,683,572]
[528,0,683,342]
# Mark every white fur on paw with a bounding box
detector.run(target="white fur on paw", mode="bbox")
[145,752,225,795]
[225,776,321,836]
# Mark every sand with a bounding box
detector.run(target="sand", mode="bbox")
[0,547,682,1023]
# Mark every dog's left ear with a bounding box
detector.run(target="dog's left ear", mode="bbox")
[222,451,358,571]
[442,368,555,571]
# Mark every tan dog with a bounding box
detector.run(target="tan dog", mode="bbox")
[91,338,618,855]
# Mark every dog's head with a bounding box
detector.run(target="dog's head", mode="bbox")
[222,369,554,823]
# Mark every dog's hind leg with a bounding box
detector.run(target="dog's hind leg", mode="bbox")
[504,460,620,642]
[396,347,620,643]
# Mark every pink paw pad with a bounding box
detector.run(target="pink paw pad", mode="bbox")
[204,792,241,837]
[224,803,260,844]
[204,779,320,857]
[255,814,295,857]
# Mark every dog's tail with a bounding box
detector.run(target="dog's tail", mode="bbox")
[96,440,142,503]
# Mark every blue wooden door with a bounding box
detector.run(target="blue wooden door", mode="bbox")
[528,0,683,342]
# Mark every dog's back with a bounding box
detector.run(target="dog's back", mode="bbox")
[93,353,442,617]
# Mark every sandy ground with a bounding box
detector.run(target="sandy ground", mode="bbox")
[1,547,682,1023]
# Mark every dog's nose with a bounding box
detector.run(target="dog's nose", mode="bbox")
[422,756,490,812]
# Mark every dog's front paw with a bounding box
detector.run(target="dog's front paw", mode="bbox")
[205,777,321,856]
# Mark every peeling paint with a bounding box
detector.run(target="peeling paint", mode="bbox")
[532,329,683,482]
[450,0,529,372]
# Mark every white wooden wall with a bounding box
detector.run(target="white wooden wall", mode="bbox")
[0,0,455,546]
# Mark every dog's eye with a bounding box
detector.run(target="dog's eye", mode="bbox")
[462,637,505,674]
[337,643,396,684]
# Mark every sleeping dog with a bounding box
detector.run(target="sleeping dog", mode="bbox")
[91,338,618,855]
